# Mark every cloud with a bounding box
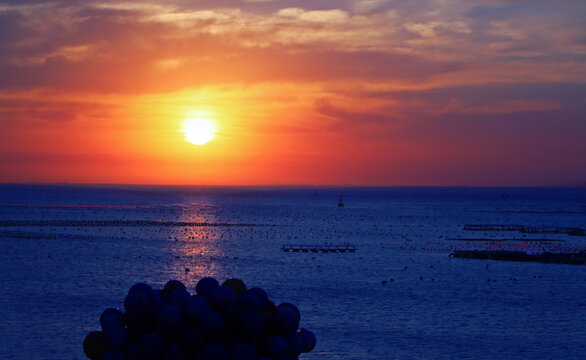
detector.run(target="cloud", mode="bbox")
[0,94,117,128]
[352,0,391,14]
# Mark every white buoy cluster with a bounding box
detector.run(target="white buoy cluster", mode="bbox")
[84,278,316,360]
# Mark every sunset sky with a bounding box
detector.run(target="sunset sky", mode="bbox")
[1,0,585,186]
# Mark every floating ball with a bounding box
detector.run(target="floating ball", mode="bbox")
[83,331,106,360]
[238,292,260,313]
[185,295,210,321]
[100,309,123,330]
[201,342,228,360]
[275,306,299,335]
[267,335,288,359]
[101,351,125,360]
[138,332,164,360]
[196,277,219,298]
[209,286,236,310]
[179,328,203,356]
[263,300,276,312]
[146,294,168,320]
[124,313,151,334]
[278,302,300,322]
[85,278,316,360]
[223,306,245,332]
[162,280,186,298]
[103,325,128,351]
[222,278,247,296]
[298,328,316,353]
[169,288,190,309]
[198,310,225,338]
[124,290,149,315]
[164,343,184,360]
[247,287,268,307]
[158,304,183,330]
[287,332,304,357]
[242,312,266,339]
[125,342,140,360]
[128,283,154,298]
[231,343,256,360]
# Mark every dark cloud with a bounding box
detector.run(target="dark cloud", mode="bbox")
[0,98,116,127]
[315,99,396,131]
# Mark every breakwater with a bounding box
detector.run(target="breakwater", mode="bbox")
[450,250,586,265]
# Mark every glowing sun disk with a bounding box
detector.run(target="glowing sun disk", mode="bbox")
[183,118,215,145]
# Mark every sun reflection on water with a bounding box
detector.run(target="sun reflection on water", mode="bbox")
[164,203,229,289]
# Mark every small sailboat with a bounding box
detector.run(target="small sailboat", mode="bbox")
[338,194,344,207]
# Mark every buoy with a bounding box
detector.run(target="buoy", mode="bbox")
[162,280,186,299]
[287,332,304,357]
[124,290,149,315]
[169,288,190,308]
[83,331,106,360]
[201,342,228,360]
[100,309,123,330]
[267,335,288,358]
[242,312,266,339]
[209,286,237,310]
[298,328,316,352]
[230,344,256,360]
[125,342,140,360]
[185,295,210,321]
[223,278,247,296]
[237,292,260,313]
[101,351,125,360]
[196,277,219,298]
[158,304,183,330]
[275,306,299,335]
[103,325,128,351]
[179,328,203,356]
[247,287,268,307]
[198,310,225,338]
[85,278,317,359]
[138,332,164,360]
[224,306,245,332]
[164,343,185,360]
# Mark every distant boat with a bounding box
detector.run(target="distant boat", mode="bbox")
[338,194,344,207]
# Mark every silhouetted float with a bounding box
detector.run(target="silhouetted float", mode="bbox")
[84,278,317,360]
[450,250,586,265]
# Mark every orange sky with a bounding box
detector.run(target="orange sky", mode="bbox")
[1,1,585,186]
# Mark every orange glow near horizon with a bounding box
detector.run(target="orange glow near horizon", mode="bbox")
[0,3,585,186]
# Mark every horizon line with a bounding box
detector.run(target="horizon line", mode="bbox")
[1,182,585,189]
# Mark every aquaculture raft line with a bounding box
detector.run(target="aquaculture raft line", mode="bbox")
[281,244,357,253]
[464,224,585,236]
[0,220,273,227]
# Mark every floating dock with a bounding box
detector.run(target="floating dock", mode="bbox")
[450,250,586,265]
[281,244,356,253]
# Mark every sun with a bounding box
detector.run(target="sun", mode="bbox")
[183,118,215,146]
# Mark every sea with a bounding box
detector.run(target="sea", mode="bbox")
[0,184,585,360]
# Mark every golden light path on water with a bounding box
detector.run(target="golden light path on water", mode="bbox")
[166,202,226,288]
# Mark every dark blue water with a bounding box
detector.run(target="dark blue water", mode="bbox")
[0,185,585,359]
